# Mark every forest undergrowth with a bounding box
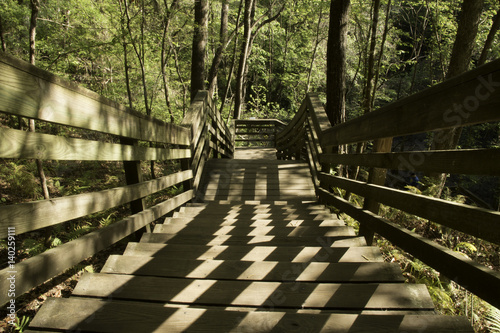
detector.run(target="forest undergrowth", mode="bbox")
[338,179,500,333]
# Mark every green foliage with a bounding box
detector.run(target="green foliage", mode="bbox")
[487,306,500,333]
[14,316,30,333]
[21,239,46,256]
[0,162,42,200]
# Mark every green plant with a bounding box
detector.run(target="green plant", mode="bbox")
[487,306,500,333]
[22,239,46,256]
[14,315,30,332]
[0,162,42,199]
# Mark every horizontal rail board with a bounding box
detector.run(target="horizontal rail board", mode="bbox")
[318,188,500,309]
[0,53,190,145]
[0,170,193,237]
[319,173,500,245]
[322,58,500,146]
[0,127,191,161]
[0,190,194,307]
[236,119,285,126]
[320,148,500,176]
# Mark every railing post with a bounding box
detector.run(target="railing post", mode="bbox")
[120,137,150,234]
[359,137,393,245]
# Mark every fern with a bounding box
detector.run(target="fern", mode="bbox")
[487,307,500,333]
[14,316,30,333]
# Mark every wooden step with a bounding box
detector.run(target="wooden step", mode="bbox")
[162,217,345,227]
[100,256,404,282]
[73,274,428,310]
[173,211,338,220]
[153,224,353,238]
[122,243,385,263]
[139,233,366,247]
[29,297,474,332]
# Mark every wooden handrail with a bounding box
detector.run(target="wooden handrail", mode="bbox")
[275,75,500,309]
[0,53,233,306]
[234,119,285,148]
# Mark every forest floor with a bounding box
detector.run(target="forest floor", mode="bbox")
[0,239,129,333]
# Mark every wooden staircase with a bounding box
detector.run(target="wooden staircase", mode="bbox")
[28,148,473,332]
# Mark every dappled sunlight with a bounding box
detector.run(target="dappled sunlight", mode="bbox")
[232,281,280,306]
[296,262,329,281]
[241,246,277,261]
[170,279,217,303]
[185,260,223,279]
[237,261,278,280]
[292,246,322,262]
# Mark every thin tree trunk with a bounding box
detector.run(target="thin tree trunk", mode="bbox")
[478,6,500,66]
[161,0,179,123]
[207,0,229,99]
[430,0,484,197]
[0,17,6,52]
[29,0,50,201]
[371,0,392,109]
[221,0,243,119]
[307,4,325,93]
[191,0,208,101]
[361,0,380,115]
[234,0,255,120]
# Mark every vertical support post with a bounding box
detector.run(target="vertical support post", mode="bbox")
[359,137,393,245]
[120,137,150,234]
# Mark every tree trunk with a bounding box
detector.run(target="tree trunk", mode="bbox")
[478,6,500,66]
[161,0,179,123]
[207,0,229,99]
[430,0,484,196]
[221,0,243,120]
[0,17,6,52]
[29,0,50,201]
[234,0,255,120]
[361,0,380,115]
[307,5,325,93]
[325,0,350,126]
[191,0,208,101]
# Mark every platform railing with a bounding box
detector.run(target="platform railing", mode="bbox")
[234,119,286,148]
[0,51,233,306]
[276,60,500,309]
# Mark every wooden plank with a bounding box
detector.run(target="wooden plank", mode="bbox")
[172,211,337,220]
[73,274,430,309]
[162,217,343,228]
[101,256,403,282]
[0,127,191,161]
[322,58,500,147]
[319,173,500,245]
[0,170,193,237]
[320,148,500,176]
[0,53,190,145]
[153,225,354,238]
[140,233,366,247]
[0,190,193,307]
[276,100,307,141]
[318,188,500,310]
[122,243,384,262]
[29,298,473,332]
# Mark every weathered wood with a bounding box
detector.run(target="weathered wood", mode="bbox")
[123,243,384,262]
[153,224,354,238]
[140,232,367,247]
[0,127,191,161]
[0,53,190,145]
[0,170,193,237]
[319,173,500,245]
[322,58,500,147]
[318,188,500,309]
[320,148,500,176]
[101,256,403,282]
[30,298,473,332]
[73,273,430,309]
[0,190,193,307]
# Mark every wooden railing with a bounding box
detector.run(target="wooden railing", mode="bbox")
[234,119,285,148]
[276,60,500,309]
[0,52,233,306]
